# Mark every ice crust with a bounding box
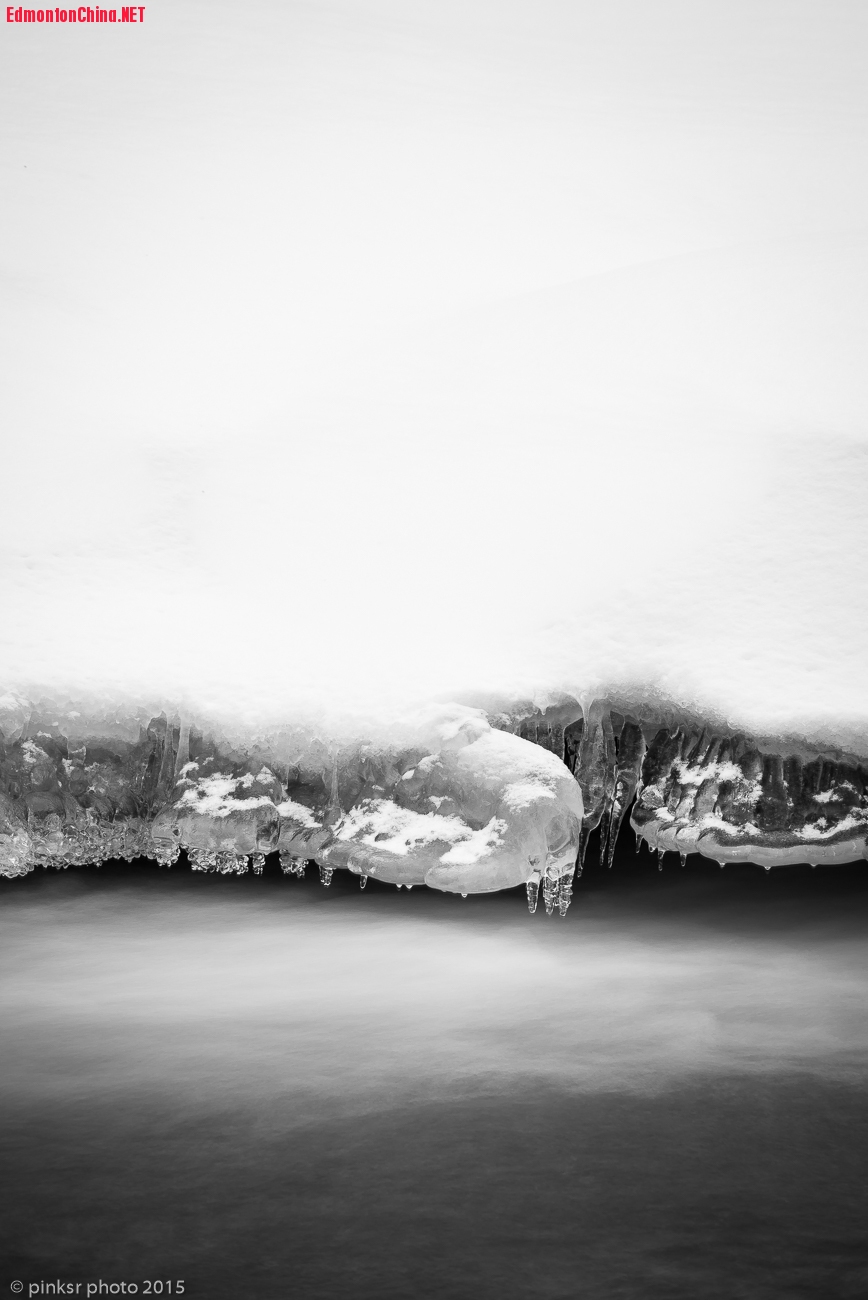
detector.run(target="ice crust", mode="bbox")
[1,695,866,903]
[0,703,583,904]
[628,727,868,870]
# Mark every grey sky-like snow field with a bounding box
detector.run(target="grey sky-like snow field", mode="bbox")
[2,1,867,737]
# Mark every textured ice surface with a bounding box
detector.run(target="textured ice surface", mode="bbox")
[629,727,868,869]
[2,693,866,901]
[0,701,583,901]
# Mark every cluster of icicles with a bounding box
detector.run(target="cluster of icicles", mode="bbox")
[1,697,866,911]
[273,851,576,917]
[149,842,578,918]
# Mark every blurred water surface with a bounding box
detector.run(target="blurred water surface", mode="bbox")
[2,855,868,1298]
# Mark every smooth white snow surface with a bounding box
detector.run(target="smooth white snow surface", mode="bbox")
[1,1,867,744]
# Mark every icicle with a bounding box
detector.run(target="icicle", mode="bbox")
[598,810,611,867]
[679,852,686,869]
[558,868,575,917]
[153,843,180,868]
[325,751,342,828]
[189,848,217,873]
[657,848,664,871]
[635,834,642,854]
[318,864,333,887]
[279,852,306,877]
[172,717,191,783]
[542,869,558,916]
[526,877,539,914]
[215,851,248,875]
[251,853,265,875]
[359,874,368,889]
[604,793,623,868]
[155,717,176,799]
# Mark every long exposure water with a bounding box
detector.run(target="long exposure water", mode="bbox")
[2,843,868,1298]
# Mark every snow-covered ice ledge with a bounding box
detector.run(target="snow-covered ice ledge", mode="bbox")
[1,693,866,909]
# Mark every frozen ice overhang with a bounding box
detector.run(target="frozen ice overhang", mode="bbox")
[3,4,868,907]
[1,693,865,909]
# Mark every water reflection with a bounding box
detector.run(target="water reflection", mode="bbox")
[3,863,867,1109]
[2,860,868,1297]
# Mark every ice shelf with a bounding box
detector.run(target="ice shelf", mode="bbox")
[1,695,865,903]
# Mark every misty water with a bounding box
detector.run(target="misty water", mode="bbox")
[3,847,868,1299]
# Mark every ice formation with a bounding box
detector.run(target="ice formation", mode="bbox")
[0,700,582,906]
[628,727,868,869]
[1,691,865,911]
[3,0,867,922]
